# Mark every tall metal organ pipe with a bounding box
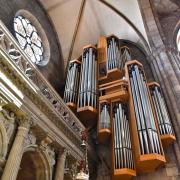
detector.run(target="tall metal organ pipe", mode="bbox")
[113,102,134,170]
[149,84,174,135]
[78,46,97,108]
[99,102,111,130]
[107,36,121,71]
[128,64,162,155]
[64,61,81,104]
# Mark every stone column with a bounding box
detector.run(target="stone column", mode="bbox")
[1,118,30,180]
[54,149,67,180]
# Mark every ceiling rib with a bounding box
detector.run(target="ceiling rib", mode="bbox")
[98,0,150,53]
[66,0,86,72]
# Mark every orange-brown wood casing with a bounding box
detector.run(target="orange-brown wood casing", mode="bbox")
[125,60,166,173]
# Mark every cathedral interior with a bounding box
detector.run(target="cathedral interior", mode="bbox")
[0,0,180,180]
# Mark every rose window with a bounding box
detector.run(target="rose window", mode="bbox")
[13,16,44,64]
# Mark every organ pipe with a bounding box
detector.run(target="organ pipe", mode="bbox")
[128,64,162,155]
[107,36,121,71]
[113,102,134,170]
[99,102,111,130]
[120,46,131,69]
[78,46,97,109]
[64,60,81,105]
[149,83,174,136]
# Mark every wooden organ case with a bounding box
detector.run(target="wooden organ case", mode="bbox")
[63,35,176,180]
[148,82,176,147]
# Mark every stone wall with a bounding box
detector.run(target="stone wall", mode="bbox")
[0,0,65,94]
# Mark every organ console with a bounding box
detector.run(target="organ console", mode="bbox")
[63,35,176,179]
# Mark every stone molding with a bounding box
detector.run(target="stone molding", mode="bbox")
[0,20,85,160]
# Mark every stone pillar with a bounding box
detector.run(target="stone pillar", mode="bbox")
[54,149,67,180]
[1,118,30,180]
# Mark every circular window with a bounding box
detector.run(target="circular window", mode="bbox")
[176,29,180,51]
[13,10,50,66]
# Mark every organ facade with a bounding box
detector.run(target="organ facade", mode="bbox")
[0,0,180,180]
[63,35,176,180]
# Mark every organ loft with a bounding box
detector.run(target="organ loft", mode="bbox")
[0,0,180,180]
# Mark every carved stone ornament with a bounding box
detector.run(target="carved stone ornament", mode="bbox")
[46,146,56,166]
[1,109,16,142]
[23,130,36,148]
[0,96,8,110]
[40,136,53,150]
[40,136,55,166]
[17,116,31,129]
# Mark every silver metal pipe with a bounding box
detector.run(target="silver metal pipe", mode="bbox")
[91,53,95,107]
[114,111,120,168]
[130,75,145,154]
[84,50,89,106]
[132,69,149,153]
[87,48,92,106]
[134,66,153,153]
[117,103,124,168]
[152,94,165,134]
[79,54,86,107]
[94,58,97,108]
[113,115,117,168]
[156,87,172,134]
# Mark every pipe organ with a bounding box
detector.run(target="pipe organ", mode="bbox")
[107,35,121,71]
[112,102,135,179]
[77,45,98,126]
[120,46,131,69]
[63,35,176,179]
[64,60,81,109]
[128,63,162,155]
[98,101,111,143]
[148,82,176,146]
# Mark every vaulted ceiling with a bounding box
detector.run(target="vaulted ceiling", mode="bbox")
[40,0,150,66]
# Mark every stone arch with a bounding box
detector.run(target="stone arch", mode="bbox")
[173,20,180,51]
[0,121,8,165]
[17,145,52,180]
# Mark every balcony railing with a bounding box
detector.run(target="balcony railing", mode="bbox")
[0,20,85,158]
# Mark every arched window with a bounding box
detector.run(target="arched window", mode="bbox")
[13,10,50,66]
[14,16,44,64]
[176,29,180,51]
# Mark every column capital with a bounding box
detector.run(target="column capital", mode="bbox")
[17,117,31,129]
[57,148,68,159]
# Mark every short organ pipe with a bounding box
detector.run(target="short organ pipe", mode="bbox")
[99,102,110,129]
[120,46,131,70]
[107,36,121,71]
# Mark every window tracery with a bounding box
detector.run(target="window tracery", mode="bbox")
[14,16,44,65]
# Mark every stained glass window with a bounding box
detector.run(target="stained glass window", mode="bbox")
[13,16,44,64]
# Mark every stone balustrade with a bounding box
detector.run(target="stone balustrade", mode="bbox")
[0,20,85,160]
